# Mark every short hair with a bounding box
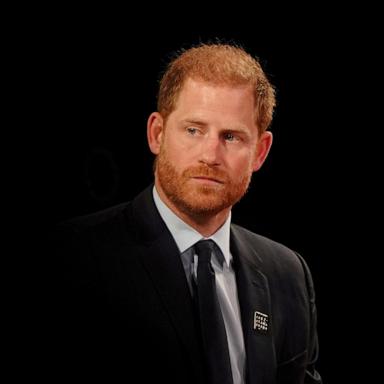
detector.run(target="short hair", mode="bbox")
[157,43,276,135]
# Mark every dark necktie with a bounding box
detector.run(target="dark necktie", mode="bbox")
[194,240,233,384]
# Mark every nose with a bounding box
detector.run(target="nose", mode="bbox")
[198,135,221,166]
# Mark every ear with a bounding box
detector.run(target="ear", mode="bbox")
[252,131,273,172]
[147,112,164,155]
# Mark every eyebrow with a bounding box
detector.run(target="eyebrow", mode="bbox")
[182,119,208,127]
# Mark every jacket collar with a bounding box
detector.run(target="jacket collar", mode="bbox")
[128,185,206,382]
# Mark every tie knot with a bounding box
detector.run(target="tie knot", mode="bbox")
[194,240,214,263]
[194,239,224,266]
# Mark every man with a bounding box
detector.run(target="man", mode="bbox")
[55,43,322,383]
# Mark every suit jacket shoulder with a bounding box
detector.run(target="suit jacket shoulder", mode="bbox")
[56,200,134,243]
[230,223,309,282]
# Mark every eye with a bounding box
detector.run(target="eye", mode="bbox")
[223,132,237,142]
[186,127,199,135]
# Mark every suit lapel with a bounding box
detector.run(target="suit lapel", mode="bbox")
[129,186,205,382]
[231,226,276,384]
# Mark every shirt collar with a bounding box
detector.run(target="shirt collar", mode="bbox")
[153,186,232,266]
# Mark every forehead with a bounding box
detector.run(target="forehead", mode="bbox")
[171,78,257,128]
[178,77,254,101]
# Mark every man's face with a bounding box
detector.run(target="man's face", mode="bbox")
[151,78,271,218]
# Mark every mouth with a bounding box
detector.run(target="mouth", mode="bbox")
[191,176,225,185]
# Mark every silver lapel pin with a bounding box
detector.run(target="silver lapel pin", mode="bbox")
[254,311,268,333]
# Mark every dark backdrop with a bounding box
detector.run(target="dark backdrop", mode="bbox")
[50,11,375,382]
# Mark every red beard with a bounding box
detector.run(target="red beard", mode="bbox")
[156,146,252,217]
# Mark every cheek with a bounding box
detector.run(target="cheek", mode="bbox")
[160,142,187,173]
[165,137,195,165]
[166,145,184,164]
[227,153,254,176]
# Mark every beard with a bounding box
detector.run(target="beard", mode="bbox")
[156,145,253,218]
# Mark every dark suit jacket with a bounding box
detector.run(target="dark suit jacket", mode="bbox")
[54,185,321,383]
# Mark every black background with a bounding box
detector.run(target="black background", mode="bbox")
[48,7,377,382]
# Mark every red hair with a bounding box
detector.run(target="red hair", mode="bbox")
[157,43,276,134]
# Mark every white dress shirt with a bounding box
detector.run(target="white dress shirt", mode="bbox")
[153,187,246,384]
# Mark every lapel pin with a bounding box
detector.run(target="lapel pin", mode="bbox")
[253,311,269,333]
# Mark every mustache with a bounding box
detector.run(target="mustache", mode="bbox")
[183,165,228,183]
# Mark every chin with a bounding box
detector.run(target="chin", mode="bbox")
[178,194,230,217]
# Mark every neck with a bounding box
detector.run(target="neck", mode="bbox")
[155,180,230,237]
